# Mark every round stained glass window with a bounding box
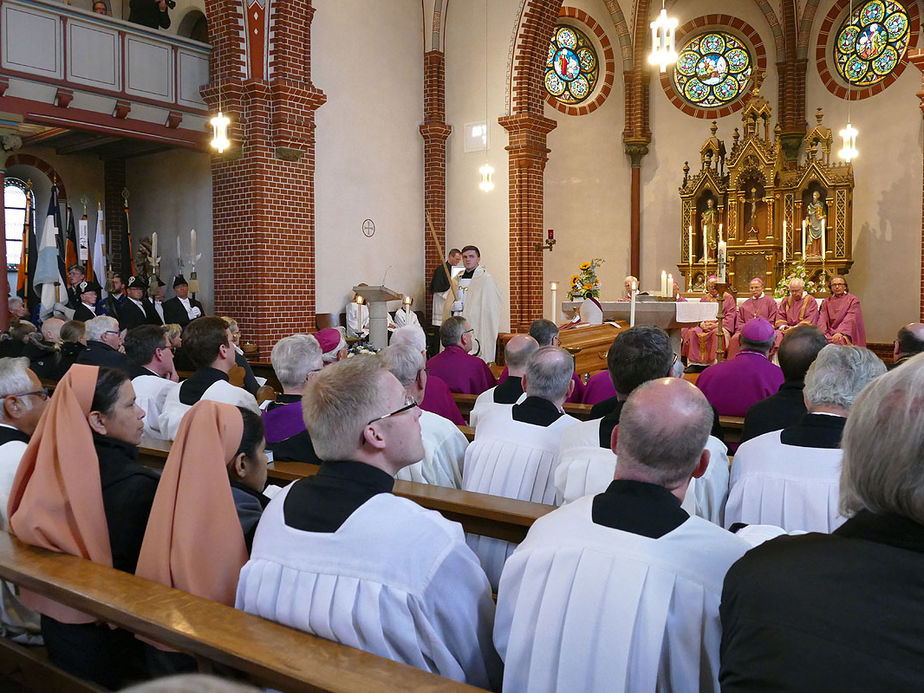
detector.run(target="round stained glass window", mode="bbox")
[545,25,599,105]
[672,32,753,108]
[834,0,909,86]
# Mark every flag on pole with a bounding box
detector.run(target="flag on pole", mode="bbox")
[35,186,66,313]
[65,205,79,270]
[15,189,39,314]
[77,206,90,265]
[89,202,107,297]
[121,197,136,278]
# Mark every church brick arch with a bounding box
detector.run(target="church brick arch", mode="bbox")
[3,154,68,200]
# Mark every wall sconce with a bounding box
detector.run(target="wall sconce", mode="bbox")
[210,111,230,153]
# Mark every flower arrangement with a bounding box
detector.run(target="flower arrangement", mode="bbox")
[773,263,817,298]
[347,342,379,357]
[568,258,605,300]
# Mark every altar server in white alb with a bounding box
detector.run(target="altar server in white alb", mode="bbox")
[469,334,536,429]
[378,344,467,488]
[123,325,179,440]
[555,326,730,524]
[159,317,259,439]
[495,378,749,693]
[725,344,885,533]
[449,245,503,363]
[236,356,501,689]
[464,345,578,588]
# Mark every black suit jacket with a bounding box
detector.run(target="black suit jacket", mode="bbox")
[76,340,136,378]
[740,380,807,443]
[119,298,161,331]
[162,296,204,327]
[128,0,170,29]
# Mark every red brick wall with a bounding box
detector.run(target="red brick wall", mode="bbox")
[104,158,125,275]
[420,50,451,324]
[203,0,326,354]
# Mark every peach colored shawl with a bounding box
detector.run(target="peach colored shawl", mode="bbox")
[8,364,109,624]
[135,400,248,607]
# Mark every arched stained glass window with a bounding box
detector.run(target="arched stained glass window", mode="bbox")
[672,32,753,108]
[834,0,909,86]
[544,25,598,105]
[4,178,31,271]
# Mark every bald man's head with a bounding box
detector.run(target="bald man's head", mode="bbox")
[505,335,539,376]
[615,378,713,489]
[41,317,65,344]
[896,323,924,359]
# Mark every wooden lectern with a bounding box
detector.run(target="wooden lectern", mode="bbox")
[352,285,402,350]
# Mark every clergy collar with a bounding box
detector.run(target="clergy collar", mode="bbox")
[179,367,229,405]
[592,479,689,538]
[493,376,524,404]
[780,412,846,449]
[598,399,625,448]
[835,510,924,555]
[316,459,395,491]
[512,396,563,426]
[737,349,770,359]
[461,268,476,279]
[0,424,30,445]
[276,393,302,404]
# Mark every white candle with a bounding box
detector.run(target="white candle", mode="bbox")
[176,235,181,259]
[630,282,637,327]
[801,219,806,257]
[190,228,197,258]
[688,225,693,263]
[821,223,826,257]
[550,281,558,322]
[782,220,787,262]
[717,241,727,282]
[151,232,157,260]
[660,270,667,297]
[718,223,723,243]
[667,273,673,298]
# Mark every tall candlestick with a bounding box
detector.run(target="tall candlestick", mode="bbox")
[660,270,667,297]
[190,228,197,258]
[688,225,693,290]
[718,223,723,243]
[782,220,787,262]
[176,235,181,260]
[630,283,637,327]
[667,273,673,299]
[550,281,558,322]
[717,241,727,282]
[801,219,806,258]
[151,232,157,261]
[821,221,826,258]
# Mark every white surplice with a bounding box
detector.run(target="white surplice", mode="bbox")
[236,486,501,689]
[460,266,503,363]
[395,410,467,488]
[462,407,577,588]
[494,495,749,693]
[468,387,525,429]
[132,374,179,441]
[725,429,844,532]
[159,379,260,441]
[554,418,730,525]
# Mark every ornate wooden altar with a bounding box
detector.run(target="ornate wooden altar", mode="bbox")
[677,76,855,294]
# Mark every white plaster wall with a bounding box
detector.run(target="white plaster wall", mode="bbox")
[313,0,424,315]
[803,0,923,342]
[125,148,213,310]
[444,0,514,331]
[646,0,779,294]
[543,0,629,320]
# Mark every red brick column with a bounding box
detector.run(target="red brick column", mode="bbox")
[500,112,556,331]
[420,50,451,324]
[912,50,924,321]
[104,158,125,277]
[203,0,325,354]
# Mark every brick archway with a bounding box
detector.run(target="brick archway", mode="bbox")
[4,154,68,200]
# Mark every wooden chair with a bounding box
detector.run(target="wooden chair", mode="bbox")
[256,384,276,405]
[315,313,338,330]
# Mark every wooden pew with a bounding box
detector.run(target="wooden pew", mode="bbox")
[452,393,596,421]
[0,532,484,693]
[138,440,553,545]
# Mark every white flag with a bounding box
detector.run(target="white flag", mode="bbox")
[92,204,107,298]
[35,209,64,312]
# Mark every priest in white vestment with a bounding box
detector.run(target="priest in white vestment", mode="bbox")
[469,335,536,429]
[495,378,749,693]
[726,344,885,532]
[0,359,45,643]
[450,245,503,363]
[159,317,259,440]
[463,346,578,588]
[554,326,729,524]
[123,325,179,440]
[380,343,467,488]
[236,356,500,689]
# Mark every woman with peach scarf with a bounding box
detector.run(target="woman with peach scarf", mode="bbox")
[7,364,157,688]
[136,400,269,675]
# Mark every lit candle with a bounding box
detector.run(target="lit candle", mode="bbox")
[782,220,787,262]
[661,270,667,297]
[176,235,181,260]
[718,241,727,282]
[801,219,806,257]
[550,281,558,321]
[630,281,637,327]
[190,228,197,258]
[151,231,157,260]
[667,274,673,299]
[821,222,826,258]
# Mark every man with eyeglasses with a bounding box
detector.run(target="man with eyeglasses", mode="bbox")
[0,357,47,644]
[555,326,729,526]
[426,316,496,395]
[76,315,136,379]
[236,355,501,689]
[123,325,179,440]
[262,334,324,462]
[819,275,866,346]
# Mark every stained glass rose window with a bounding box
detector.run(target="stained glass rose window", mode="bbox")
[545,25,599,105]
[834,0,909,86]
[672,32,753,108]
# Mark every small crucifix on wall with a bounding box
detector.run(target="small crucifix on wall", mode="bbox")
[746,187,761,243]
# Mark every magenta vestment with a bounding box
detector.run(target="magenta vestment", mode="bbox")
[426,345,496,395]
[696,350,784,418]
[581,370,617,405]
[727,295,779,359]
[421,374,465,425]
[681,292,738,364]
[819,293,866,346]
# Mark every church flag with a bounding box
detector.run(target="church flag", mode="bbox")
[89,202,107,297]
[15,190,39,313]
[35,186,66,312]
[121,198,136,278]
[65,205,79,269]
[77,206,90,264]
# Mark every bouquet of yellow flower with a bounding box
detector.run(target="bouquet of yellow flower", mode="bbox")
[568,258,605,300]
